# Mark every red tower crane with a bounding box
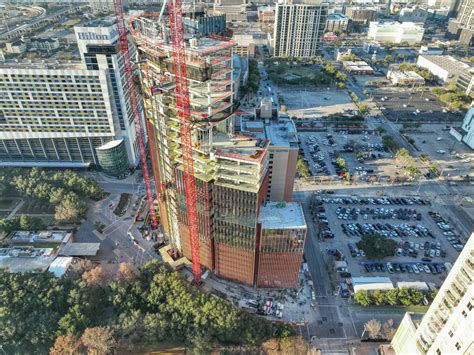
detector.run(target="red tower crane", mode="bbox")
[113,0,201,282]
[113,0,158,229]
[168,0,202,283]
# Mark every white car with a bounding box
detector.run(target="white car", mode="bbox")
[412,265,420,274]
[436,150,446,154]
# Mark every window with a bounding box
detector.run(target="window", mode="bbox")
[468,302,472,311]
[462,310,467,318]
[436,349,441,355]
[448,330,453,338]
[455,343,461,351]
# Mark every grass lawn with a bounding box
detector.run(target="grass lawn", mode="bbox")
[19,200,55,215]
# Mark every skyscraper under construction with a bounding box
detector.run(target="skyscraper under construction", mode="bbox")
[132,15,306,287]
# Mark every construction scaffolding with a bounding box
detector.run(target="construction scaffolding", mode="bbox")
[133,15,271,286]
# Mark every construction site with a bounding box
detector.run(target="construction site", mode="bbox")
[128,11,307,288]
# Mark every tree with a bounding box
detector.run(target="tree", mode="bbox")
[356,234,396,259]
[372,290,385,305]
[82,265,110,287]
[384,289,399,306]
[116,263,137,283]
[55,194,86,223]
[19,214,46,231]
[296,158,311,178]
[50,335,83,355]
[354,290,373,306]
[382,319,396,340]
[81,327,117,354]
[364,319,382,339]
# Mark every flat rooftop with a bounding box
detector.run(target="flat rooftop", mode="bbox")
[328,13,349,20]
[80,17,116,28]
[0,247,57,273]
[259,202,306,230]
[59,243,100,256]
[0,60,84,70]
[9,230,72,244]
[241,117,298,147]
[418,55,474,77]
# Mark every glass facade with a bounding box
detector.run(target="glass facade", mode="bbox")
[96,139,129,178]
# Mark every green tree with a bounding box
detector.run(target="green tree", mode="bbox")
[296,158,311,178]
[372,290,385,305]
[382,135,397,151]
[356,235,396,259]
[354,290,373,306]
[384,289,399,306]
[55,194,87,223]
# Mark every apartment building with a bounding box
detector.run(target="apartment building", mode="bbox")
[391,233,474,354]
[461,106,474,149]
[325,13,349,32]
[447,0,474,44]
[0,19,138,177]
[273,0,328,58]
[134,16,305,287]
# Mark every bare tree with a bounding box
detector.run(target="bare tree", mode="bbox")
[50,335,83,355]
[69,259,95,278]
[116,262,137,283]
[81,327,117,354]
[364,319,382,339]
[383,319,397,340]
[82,265,110,287]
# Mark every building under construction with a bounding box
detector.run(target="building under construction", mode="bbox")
[132,15,306,287]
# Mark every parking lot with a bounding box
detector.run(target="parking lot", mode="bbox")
[280,89,357,119]
[373,90,460,122]
[310,194,465,288]
[404,124,474,178]
[299,131,399,182]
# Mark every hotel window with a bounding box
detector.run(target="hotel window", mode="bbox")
[455,343,461,351]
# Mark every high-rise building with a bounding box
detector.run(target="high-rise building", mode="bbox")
[134,16,306,287]
[391,233,474,354]
[447,0,474,45]
[344,6,377,25]
[0,18,138,176]
[273,0,328,58]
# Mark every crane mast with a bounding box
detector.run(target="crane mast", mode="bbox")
[168,0,202,283]
[113,0,158,229]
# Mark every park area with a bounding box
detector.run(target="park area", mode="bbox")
[265,58,347,88]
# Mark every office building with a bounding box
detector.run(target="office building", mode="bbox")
[398,6,429,23]
[134,16,305,287]
[391,233,474,354]
[447,0,474,45]
[241,114,299,202]
[213,0,255,22]
[273,0,328,58]
[368,21,425,44]
[0,19,138,176]
[461,106,474,149]
[325,13,349,32]
[416,55,474,97]
[257,202,306,288]
[183,14,226,37]
[344,6,377,24]
[258,5,276,24]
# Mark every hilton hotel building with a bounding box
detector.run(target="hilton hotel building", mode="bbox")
[0,18,140,172]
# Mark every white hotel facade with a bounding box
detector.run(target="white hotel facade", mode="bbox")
[0,18,139,172]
